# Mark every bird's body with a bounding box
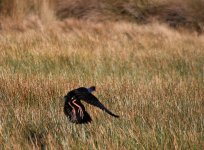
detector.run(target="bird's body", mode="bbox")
[64,86,119,124]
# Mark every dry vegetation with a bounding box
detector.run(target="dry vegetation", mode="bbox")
[0,0,204,149]
[0,0,204,32]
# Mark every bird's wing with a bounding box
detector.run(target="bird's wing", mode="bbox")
[74,91,119,118]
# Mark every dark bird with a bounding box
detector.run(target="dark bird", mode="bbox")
[63,86,119,124]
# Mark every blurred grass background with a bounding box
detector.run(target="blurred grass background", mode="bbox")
[0,0,204,32]
[0,0,204,149]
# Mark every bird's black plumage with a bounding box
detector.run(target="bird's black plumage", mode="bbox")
[64,86,119,124]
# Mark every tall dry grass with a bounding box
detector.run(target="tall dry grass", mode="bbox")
[0,20,204,149]
[0,0,204,149]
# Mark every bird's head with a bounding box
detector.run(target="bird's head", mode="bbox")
[87,86,96,93]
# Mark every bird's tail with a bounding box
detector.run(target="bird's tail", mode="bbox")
[78,111,92,124]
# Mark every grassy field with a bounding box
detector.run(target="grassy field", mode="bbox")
[0,20,204,149]
[0,0,204,149]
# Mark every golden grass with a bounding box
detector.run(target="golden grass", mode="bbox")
[0,20,204,149]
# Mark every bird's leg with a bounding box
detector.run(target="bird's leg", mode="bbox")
[72,100,84,118]
[68,102,76,119]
